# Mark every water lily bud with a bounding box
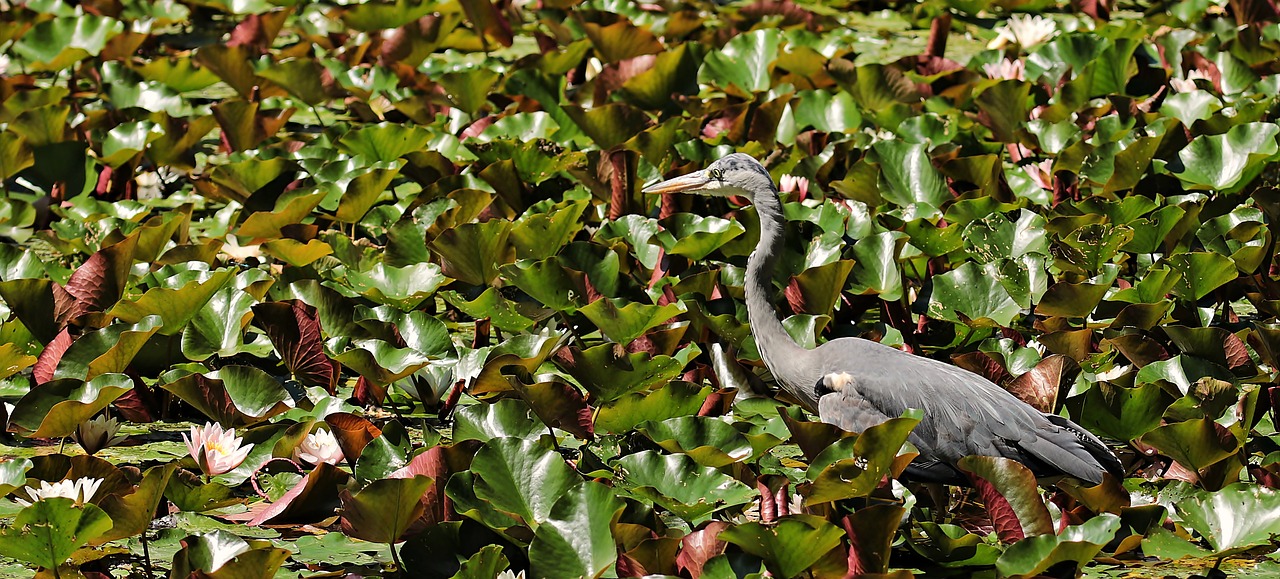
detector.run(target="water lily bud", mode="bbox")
[73,415,128,455]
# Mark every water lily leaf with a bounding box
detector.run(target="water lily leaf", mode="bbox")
[332,161,403,223]
[597,214,661,269]
[1080,381,1173,442]
[654,214,746,261]
[0,498,112,570]
[614,450,754,524]
[963,210,1049,263]
[165,469,239,512]
[162,366,291,427]
[430,220,513,286]
[439,68,501,116]
[1172,482,1280,555]
[469,436,581,528]
[110,269,235,335]
[252,301,338,391]
[975,80,1031,143]
[170,530,291,578]
[0,279,57,344]
[1057,223,1134,273]
[909,522,1002,567]
[563,103,652,151]
[338,123,432,163]
[1172,122,1279,192]
[638,416,756,467]
[595,381,711,434]
[340,475,432,544]
[65,235,139,316]
[792,89,861,133]
[995,513,1120,578]
[619,44,699,111]
[1036,279,1110,318]
[0,459,32,497]
[181,285,259,362]
[509,199,589,261]
[441,288,544,332]
[718,514,845,579]
[236,192,325,242]
[507,373,593,441]
[99,121,163,168]
[345,262,447,310]
[12,14,123,71]
[874,140,950,219]
[556,343,687,403]
[957,456,1054,543]
[454,398,544,443]
[1163,251,1239,301]
[699,29,782,95]
[528,481,625,579]
[0,343,36,382]
[579,298,685,345]
[10,373,132,438]
[1140,418,1240,479]
[96,463,176,544]
[332,339,432,387]
[847,231,902,300]
[805,411,921,504]
[255,58,332,106]
[500,258,587,313]
[924,262,1021,327]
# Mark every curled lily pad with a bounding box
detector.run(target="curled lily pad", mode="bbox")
[654,214,746,261]
[614,451,755,524]
[10,373,133,438]
[637,416,756,467]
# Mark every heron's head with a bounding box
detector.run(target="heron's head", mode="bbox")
[641,153,775,199]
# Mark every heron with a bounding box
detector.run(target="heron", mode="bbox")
[642,153,1123,485]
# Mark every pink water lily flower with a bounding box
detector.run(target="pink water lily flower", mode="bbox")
[294,429,344,465]
[183,422,254,477]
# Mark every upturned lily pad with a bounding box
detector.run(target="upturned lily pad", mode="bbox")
[924,262,1021,327]
[579,298,685,345]
[637,416,756,467]
[614,451,756,524]
[995,514,1120,578]
[653,214,746,261]
[556,343,688,403]
[528,481,625,579]
[9,373,133,438]
[718,514,845,579]
[467,436,581,528]
[344,262,447,310]
[804,411,921,504]
[594,381,711,434]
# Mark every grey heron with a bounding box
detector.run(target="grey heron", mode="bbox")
[643,153,1123,485]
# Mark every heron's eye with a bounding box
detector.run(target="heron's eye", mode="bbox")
[709,169,723,180]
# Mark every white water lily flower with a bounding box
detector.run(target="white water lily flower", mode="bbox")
[183,422,254,477]
[496,569,526,579]
[15,477,103,507]
[294,429,344,465]
[982,58,1026,81]
[73,415,128,455]
[989,14,1058,50]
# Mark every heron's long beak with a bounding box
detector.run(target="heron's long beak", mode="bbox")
[641,170,710,195]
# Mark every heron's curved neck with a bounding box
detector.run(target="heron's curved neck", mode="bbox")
[745,186,809,389]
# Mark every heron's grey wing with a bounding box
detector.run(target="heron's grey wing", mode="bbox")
[813,338,1113,484]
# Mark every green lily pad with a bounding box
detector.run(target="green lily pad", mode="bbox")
[718,514,845,579]
[579,298,685,345]
[614,451,756,524]
[638,416,756,467]
[528,481,625,579]
[10,373,133,438]
[995,513,1120,578]
[653,214,746,261]
[0,498,113,570]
